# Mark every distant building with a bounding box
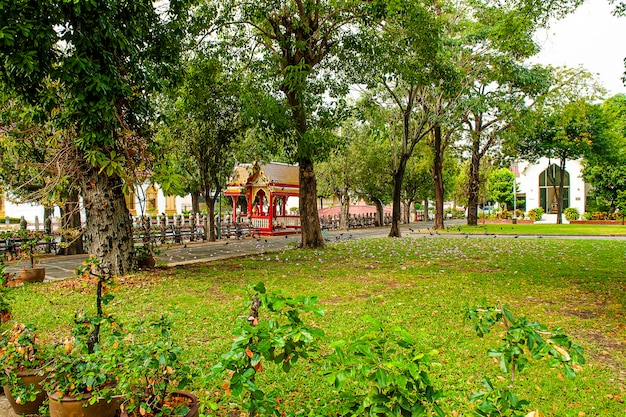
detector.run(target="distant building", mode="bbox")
[515,158,588,215]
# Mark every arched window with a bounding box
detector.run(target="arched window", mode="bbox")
[539,164,570,213]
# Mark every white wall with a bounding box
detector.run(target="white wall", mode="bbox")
[517,158,586,214]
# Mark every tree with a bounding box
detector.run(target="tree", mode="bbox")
[208,0,380,248]
[519,100,609,222]
[0,0,192,274]
[582,94,626,211]
[158,55,245,241]
[350,0,448,237]
[486,168,522,210]
[457,0,583,226]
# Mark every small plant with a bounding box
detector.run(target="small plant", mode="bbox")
[0,323,52,406]
[465,304,585,416]
[44,256,122,402]
[563,207,579,221]
[326,316,444,417]
[213,282,324,417]
[118,315,197,417]
[526,207,544,221]
[17,229,44,269]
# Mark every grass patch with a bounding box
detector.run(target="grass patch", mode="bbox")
[4,237,626,416]
[455,223,626,235]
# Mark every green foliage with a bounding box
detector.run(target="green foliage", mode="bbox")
[487,168,519,210]
[526,207,544,221]
[0,323,51,405]
[213,282,324,416]
[326,316,444,417]
[468,377,529,417]
[563,207,580,221]
[465,304,585,415]
[43,256,122,400]
[118,316,197,417]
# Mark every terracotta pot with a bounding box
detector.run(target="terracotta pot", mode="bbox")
[3,371,47,415]
[18,267,45,283]
[119,391,199,417]
[137,255,156,268]
[48,390,120,417]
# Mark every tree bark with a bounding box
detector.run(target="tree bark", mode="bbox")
[339,189,350,231]
[191,191,200,214]
[373,198,384,227]
[79,165,135,275]
[389,155,408,237]
[432,124,445,230]
[299,160,325,248]
[467,143,481,226]
[556,157,566,224]
[402,200,412,224]
[60,190,85,256]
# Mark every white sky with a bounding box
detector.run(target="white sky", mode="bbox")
[532,0,626,96]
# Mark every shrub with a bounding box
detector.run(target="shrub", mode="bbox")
[526,207,544,221]
[563,207,580,221]
[499,209,511,219]
[582,212,592,220]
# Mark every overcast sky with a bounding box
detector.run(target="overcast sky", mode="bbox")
[532,0,626,96]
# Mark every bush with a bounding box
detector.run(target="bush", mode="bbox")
[499,209,512,219]
[582,212,592,220]
[563,207,580,221]
[527,207,544,221]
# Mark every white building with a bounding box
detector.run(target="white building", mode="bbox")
[516,157,588,215]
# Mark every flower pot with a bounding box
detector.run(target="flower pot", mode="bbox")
[137,255,156,269]
[3,371,47,415]
[119,391,199,417]
[48,390,120,417]
[18,267,45,283]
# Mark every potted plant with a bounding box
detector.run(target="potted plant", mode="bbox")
[44,334,122,417]
[0,322,52,415]
[43,256,122,417]
[17,229,46,283]
[117,315,199,417]
[136,243,158,268]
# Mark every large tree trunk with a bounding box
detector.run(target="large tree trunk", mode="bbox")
[79,165,135,275]
[60,190,85,256]
[389,157,408,237]
[432,125,445,230]
[299,160,325,248]
[467,144,481,226]
[191,191,200,213]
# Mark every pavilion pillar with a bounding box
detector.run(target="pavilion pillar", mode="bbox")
[268,194,274,230]
[231,196,237,223]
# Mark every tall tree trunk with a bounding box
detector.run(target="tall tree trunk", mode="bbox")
[467,144,481,226]
[79,165,135,275]
[389,156,408,237]
[339,189,349,231]
[60,190,84,256]
[424,198,429,222]
[191,191,200,213]
[556,158,567,225]
[373,198,384,227]
[402,200,412,224]
[432,125,445,230]
[206,197,217,241]
[299,160,325,248]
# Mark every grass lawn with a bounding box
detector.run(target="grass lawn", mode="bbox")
[4,237,626,416]
[454,223,626,236]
